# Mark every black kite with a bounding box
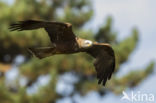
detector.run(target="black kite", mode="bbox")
[9,20,115,86]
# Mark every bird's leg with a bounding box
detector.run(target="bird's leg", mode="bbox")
[28,47,56,59]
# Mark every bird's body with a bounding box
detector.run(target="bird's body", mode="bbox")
[9,20,115,86]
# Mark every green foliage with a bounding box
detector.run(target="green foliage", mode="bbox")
[0,0,155,102]
[0,86,12,103]
[114,28,139,70]
[95,17,117,43]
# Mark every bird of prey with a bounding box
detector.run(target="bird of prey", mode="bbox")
[9,20,115,86]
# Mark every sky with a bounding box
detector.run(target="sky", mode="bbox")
[90,0,156,68]
[3,0,156,103]
[71,0,156,103]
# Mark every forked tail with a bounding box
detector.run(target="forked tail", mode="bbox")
[28,47,56,59]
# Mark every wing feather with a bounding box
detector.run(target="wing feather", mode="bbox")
[86,43,115,86]
[9,20,76,42]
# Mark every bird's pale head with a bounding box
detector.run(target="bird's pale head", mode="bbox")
[80,40,93,48]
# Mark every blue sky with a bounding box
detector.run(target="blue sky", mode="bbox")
[90,0,156,67]
[71,0,156,103]
[85,0,156,75]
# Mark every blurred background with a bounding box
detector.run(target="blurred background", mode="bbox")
[0,0,155,103]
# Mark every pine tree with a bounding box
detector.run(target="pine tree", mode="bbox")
[0,0,154,102]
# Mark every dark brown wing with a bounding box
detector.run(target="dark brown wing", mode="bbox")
[86,43,115,86]
[9,20,76,42]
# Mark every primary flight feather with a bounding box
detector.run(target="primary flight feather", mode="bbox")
[9,20,115,86]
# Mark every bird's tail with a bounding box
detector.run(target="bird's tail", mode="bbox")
[28,47,55,59]
[9,20,45,31]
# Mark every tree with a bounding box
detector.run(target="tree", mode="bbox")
[0,0,155,102]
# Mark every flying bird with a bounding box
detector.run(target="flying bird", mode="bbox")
[9,20,115,86]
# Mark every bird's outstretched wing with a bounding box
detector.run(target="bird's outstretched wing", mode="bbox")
[86,43,115,86]
[9,20,76,42]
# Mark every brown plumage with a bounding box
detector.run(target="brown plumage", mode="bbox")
[9,20,115,86]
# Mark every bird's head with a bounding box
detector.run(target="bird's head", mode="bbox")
[80,39,93,48]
